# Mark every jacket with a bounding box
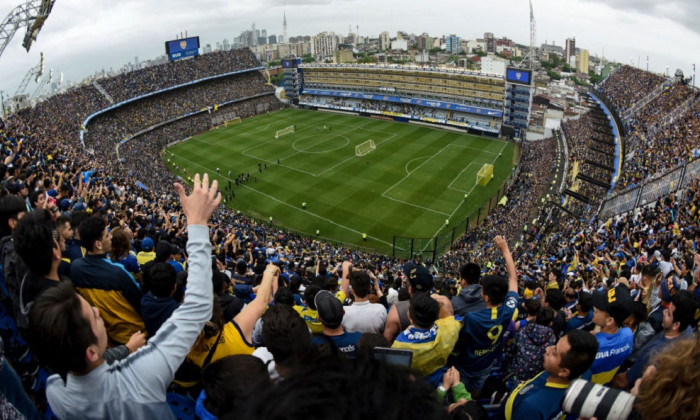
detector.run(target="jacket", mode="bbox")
[505,323,556,385]
[452,284,486,317]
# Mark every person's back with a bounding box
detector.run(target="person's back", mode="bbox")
[391,293,461,384]
[140,263,179,337]
[452,283,486,316]
[452,262,486,317]
[456,274,518,392]
[456,237,518,396]
[0,195,29,324]
[136,237,156,267]
[342,300,386,334]
[505,307,556,386]
[342,271,387,334]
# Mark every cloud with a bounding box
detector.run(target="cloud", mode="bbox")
[578,0,700,36]
[0,0,698,96]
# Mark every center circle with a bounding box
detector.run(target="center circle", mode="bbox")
[292,135,350,154]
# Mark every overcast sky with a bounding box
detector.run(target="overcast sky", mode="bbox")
[0,0,698,97]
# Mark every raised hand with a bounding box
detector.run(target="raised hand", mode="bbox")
[174,173,221,226]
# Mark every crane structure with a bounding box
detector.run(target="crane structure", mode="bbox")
[0,0,56,60]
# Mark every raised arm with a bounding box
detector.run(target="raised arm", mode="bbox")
[339,260,351,297]
[233,264,278,343]
[132,173,220,390]
[494,235,517,293]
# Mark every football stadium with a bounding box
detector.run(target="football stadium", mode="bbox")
[1,1,700,419]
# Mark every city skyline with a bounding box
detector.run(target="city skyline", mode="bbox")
[0,0,698,95]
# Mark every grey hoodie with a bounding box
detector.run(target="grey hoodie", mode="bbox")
[452,284,486,317]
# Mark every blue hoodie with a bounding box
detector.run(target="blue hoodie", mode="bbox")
[141,291,180,337]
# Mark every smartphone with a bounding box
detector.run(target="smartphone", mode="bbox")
[372,347,413,368]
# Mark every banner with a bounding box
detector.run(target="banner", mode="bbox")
[300,88,503,117]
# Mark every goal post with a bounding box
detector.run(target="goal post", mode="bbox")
[355,139,376,157]
[275,125,295,139]
[476,163,494,186]
[223,116,241,128]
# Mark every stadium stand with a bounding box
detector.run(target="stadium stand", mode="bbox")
[298,64,504,134]
[0,50,698,420]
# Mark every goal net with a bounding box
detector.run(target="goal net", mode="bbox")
[355,139,376,157]
[275,125,295,139]
[476,163,494,186]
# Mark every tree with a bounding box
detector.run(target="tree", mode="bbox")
[302,54,314,63]
[568,76,588,86]
[270,73,284,86]
[429,47,442,53]
[546,70,561,80]
[589,71,604,85]
[476,50,487,57]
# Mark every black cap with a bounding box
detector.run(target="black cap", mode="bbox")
[404,263,433,292]
[592,285,632,325]
[314,290,344,328]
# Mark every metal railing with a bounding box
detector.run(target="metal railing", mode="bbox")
[598,158,700,220]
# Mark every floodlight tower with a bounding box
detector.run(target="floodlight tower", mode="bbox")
[0,0,56,60]
[31,67,51,99]
[527,0,535,71]
[517,0,536,71]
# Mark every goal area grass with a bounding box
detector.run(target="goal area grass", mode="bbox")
[165,108,516,253]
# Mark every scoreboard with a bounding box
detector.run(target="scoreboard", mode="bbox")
[282,58,301,68]
[506,68,532,85]
[165,36,200,62]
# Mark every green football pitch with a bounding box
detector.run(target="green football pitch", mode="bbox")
[165,109,516,253]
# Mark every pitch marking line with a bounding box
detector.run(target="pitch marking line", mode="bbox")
[447,162,482,193]
[421,141,510,249]
[192,114,296,147]
[242,122,396,178]
[242,123,362,174]
[168,152,394,247]
[315,133,398,177]
[405,156,431,175]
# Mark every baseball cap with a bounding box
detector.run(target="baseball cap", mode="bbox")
[403,263,433,292]
[592,285,632,325]
[141,237,154,252]
[314,290,343,328]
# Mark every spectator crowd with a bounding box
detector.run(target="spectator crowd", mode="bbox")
[0,53,697,420]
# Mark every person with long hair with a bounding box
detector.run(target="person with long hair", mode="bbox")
[110,226,140,280]
[632,338,700,420]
